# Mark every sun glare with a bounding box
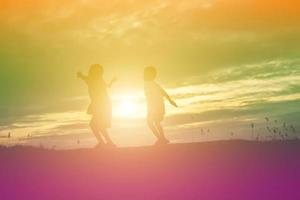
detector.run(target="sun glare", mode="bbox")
[114,95,143,118]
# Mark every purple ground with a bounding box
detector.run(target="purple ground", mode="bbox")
[1,140,300,200]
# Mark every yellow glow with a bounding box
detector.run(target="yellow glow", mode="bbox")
[114,95,142,118]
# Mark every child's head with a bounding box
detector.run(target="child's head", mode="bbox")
[88,64,103,79]
[144,66,157,81]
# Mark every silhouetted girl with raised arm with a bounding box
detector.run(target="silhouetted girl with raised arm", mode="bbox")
[78,64,117,147]
[144,66,178,145]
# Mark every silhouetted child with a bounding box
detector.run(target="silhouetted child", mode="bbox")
[78,64,117,147]
[144,66,177,144]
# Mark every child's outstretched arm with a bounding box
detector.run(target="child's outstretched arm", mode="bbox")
[77,72,88,83]
[107,77,118,88]
[160,87,178,107]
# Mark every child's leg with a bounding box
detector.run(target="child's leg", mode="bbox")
[99,127,114,145]
[147,118,160,140]
[90,118,105,144]
[154,121,169,142]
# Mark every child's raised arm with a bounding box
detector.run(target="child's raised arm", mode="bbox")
[77,72,88,83]
[106,77,118,88]
[160,87,178,107]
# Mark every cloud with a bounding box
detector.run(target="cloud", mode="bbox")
[2,0,298,44]
[166,59,300,113]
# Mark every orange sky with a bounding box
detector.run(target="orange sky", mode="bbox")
[1,0,299,26]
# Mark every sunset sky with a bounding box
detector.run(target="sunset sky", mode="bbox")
[1,0,300,148]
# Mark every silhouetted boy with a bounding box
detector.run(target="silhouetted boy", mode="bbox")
[144,66,177,144]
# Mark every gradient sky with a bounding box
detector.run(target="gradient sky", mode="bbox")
[1,0,300,148]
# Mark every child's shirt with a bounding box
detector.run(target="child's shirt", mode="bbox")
[144,81,165,115]
[87,78,108,102]
[85,77,111,115]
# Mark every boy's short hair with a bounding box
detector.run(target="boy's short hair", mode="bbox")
[89,64,103,78]
[144,66,157,81]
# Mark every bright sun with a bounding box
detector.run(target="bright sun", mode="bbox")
[115,100,139,118]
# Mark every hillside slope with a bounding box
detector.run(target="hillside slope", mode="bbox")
[1,140,300,200]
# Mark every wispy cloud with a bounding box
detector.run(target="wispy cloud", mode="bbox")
[167,59,300,112]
